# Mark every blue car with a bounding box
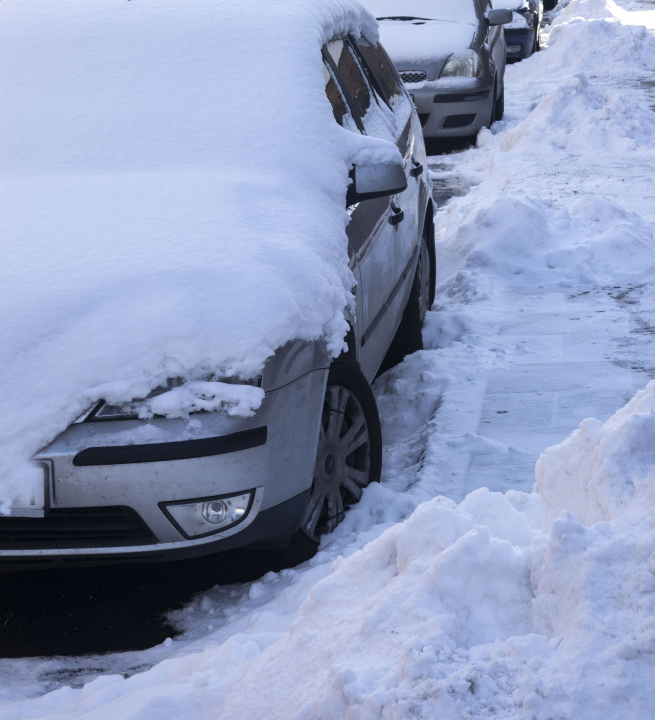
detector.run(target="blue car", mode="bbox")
[496,0,542,60]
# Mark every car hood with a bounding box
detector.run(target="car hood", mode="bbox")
[0,0,408,497]
[377,18,478,68]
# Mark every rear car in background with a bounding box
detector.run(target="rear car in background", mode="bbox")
[495,0,543,60]
[365,0,512,139]
[0,3,435,570]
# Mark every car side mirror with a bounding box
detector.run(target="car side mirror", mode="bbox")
[487,8,513,25]
[346,160,408,206]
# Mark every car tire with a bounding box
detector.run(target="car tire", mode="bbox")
[300,358,382,543]
[543,0,557,10]
[487,82,497,128]
[494,88,505,121]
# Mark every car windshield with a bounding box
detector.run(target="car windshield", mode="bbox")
[366,0,478,24]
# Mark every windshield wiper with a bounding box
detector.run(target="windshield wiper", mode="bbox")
[376,16,435,21]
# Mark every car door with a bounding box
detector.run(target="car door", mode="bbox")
[353,36,427,349]
[485,0,507,83]
[323,39,399,382]
[325,38,421,381]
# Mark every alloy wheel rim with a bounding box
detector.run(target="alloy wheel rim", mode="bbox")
[302,384,371,541]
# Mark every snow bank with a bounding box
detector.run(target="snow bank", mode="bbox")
[0,0,396,498]
[536,380,655,528]
[6,382,655,719]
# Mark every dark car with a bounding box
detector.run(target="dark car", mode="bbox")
[496,0,543,60]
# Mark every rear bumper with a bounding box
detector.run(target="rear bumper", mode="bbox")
[407,78,494,138]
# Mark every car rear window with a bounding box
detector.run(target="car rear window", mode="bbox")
[353,37,403,108]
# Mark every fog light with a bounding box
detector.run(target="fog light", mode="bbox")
[202,499,229,524]
[507,45,522,53]
[162,490,253,538]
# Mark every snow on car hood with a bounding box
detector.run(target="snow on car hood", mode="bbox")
[0,0,395,499]
[376,18,477,65]
[364,0,478,24]
[364,0,477,64]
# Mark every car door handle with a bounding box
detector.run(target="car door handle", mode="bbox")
[389,203,404,226]
[410,160,423,178]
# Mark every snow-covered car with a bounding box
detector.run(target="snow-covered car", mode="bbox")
[0,0,434,569]
[496,0,543,60]
[364,0,513,139]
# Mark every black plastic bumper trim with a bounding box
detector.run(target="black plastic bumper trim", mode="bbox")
[73,426,268,466]
[433,90,490,103]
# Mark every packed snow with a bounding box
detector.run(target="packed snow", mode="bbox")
[2,0,655,717]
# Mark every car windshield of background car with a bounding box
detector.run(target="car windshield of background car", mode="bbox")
[365,0,478,24]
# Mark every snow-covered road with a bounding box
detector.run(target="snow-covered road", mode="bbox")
[2,0,655,717]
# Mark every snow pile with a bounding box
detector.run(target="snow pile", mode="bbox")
[545,12,655,77]
[0,0,405,498]
[536,380,655,528]
[5,383,655,718]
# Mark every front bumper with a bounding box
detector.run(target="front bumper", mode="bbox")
[504,28,536,59]
[0,367,327,568]
[407,78,494,138]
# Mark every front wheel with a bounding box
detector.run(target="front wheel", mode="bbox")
[300,359,382,543]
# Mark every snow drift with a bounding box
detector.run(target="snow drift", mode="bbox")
[5,382,655,719]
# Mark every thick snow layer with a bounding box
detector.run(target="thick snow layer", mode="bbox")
[364,0,478,24]
[367,0,478,64]
[2,0,655,717]
[0,0,404,500]
[376,19,477,64]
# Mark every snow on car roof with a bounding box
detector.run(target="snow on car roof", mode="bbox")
[0,0,391,498]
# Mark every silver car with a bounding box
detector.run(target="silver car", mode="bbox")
[368,0,512,138]
[1,32,434,569]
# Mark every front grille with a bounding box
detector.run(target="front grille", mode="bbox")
[0,506,157,550]
[400,71,427,84]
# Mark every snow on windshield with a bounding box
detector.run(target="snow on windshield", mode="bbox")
[365,0,478,63]
[365,0,478,23]
[0,0,395,500]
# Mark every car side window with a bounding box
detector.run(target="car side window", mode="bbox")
[352,37,403,109]
[323,61,350,128]
[325,39,371,121]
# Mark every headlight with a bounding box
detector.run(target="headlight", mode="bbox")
[439,50,483,79]
[85,375,262,422]
[161,490,254,538]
